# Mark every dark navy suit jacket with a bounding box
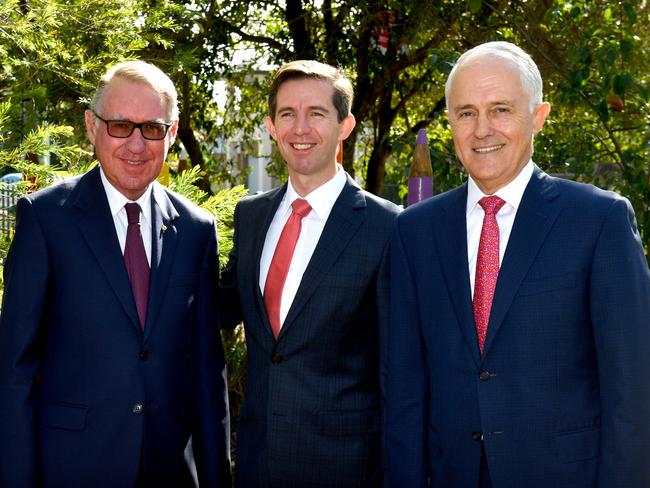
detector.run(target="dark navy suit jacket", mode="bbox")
[0,166,231,487]
[387,167,650,487]
[220,174,400,487]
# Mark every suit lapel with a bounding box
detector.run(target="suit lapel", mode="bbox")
[252,186,287,341]
[144,183,179,340]
[73,166,141,331]
[278,176,366,339]
[481,167,560,358]
[435,184,481,365]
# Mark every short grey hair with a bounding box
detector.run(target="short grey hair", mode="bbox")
[445,41,543,113]
[90,60,178,121]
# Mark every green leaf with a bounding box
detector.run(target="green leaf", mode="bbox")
[613,74,633,95]
[622,3,637,23]
[596,100,609,122]
[619,39,633,60]
[468,0,482,14]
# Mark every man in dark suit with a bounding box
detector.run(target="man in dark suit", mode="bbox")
[387,41,650,488]
[220,60,400,487]
[0,60,231,487]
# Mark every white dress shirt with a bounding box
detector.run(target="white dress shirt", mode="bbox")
[466,161,534,297]
[259,165,347,330]
[100,167,154,265]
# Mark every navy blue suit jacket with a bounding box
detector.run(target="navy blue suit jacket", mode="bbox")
[220,175,400,487]
[0,166,231,487]
[387,167,650,487]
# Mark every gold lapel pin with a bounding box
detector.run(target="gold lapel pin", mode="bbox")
[161,224,168,233]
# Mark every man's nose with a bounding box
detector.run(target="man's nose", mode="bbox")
[126,127,147,150]
[293,113,311,135]
[474,113,493,138]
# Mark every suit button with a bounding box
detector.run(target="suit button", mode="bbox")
[479,370,491,381]
[472,431,482,442]
[271,354,283,364]
[139,351,150,361]
[132,403,144,414]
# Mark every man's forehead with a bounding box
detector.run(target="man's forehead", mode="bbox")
[449,64,524,104]
[101,79,168,118]
[277,78,334,99]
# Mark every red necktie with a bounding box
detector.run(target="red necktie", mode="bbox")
[124,203,150,330]
[264,198,312,338]
[473,196,506,354]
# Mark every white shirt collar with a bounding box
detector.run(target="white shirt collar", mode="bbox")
[99,165,154,223]
[466,160,534,216]
[284,164,347,221]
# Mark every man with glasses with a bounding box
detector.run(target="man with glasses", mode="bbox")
[0,60,231,487]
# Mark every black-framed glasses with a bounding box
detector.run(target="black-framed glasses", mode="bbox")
[92,111,172,141]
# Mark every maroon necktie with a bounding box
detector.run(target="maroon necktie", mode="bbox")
[264,199,312,338]
[473,196,506,354]
[124,203,150,330]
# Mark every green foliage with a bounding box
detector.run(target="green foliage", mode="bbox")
[168,165,248,268]
[528,0,649,256]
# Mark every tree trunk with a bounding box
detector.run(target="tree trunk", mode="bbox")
[177,75,211,193]
[365,86,394,196]
[285,0,316,59]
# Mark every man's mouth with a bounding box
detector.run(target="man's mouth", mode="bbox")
[473,144,504,154]
[290,143,315,150]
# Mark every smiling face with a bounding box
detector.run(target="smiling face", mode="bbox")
[85,76,178,200]
[265,78,355,196]
[447,61,550,195]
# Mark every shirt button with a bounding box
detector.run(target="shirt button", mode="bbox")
[132,403,144,414]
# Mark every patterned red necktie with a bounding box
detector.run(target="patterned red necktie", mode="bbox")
[473,196,506,354]
[264,199,312,338]
[124,203,150,330]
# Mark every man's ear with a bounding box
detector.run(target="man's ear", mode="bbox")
[84,110,97,145]
[265,115,277,140]
[533,102,551,133]
[339,114,356,141]
[168,119,179,144]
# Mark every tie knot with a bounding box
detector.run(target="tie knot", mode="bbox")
[125,203,142,224]
[291,198,312,218]
[479,196,506,216]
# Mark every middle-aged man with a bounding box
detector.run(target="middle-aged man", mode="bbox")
[0,60,231,487]
[387,41,650,488]
[220,60,400,487]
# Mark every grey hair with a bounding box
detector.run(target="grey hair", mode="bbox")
[445,41,543,113]
[90,60,178,121]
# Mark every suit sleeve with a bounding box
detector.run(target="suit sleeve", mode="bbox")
[0,197,49,487]
[376,232,392,485]
[192,221,232,487]
[218,202,243,329]
[386,216,428,488]
[589,197,650,488]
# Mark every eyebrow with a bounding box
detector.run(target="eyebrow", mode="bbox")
[277,105,332,113]
[105,114,167,123]
[452,100,514,112]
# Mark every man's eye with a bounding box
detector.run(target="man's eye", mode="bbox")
[143,123,164,131]
[112,121,132,129]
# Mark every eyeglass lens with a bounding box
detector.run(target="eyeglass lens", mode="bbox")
[106,121,168,140]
